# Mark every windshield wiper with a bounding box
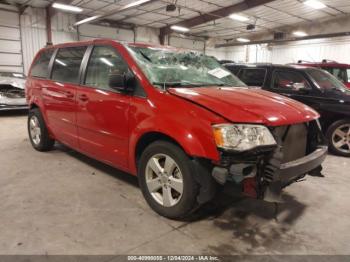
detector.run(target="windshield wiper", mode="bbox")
[140,51,152,63]
[152,82,226,87]
[152,82,232,88]
[152,82,187,87]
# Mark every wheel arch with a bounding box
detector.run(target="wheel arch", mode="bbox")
[323,114,350,133]
[134,131,218,206]
[29,103,39,109]
[134,132,187,170]
[131,127,220,175]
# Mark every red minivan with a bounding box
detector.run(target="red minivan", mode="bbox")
[26,39,327,219]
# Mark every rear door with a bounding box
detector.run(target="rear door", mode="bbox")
[237,68,267,87]
[76,45,131,169]
[42,46,87,148]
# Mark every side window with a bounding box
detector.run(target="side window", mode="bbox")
[30,49,54,78]
[225,65,240,75]
[272,70,311,91]
[85,46,129,91]
[238,68,266,86]
[52,46,86,84]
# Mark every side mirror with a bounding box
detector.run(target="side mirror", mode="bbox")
[109,71,136,93]
[109,73,125,91]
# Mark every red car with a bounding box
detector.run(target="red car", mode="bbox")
[296,60,350,88]
[26,39,327,219]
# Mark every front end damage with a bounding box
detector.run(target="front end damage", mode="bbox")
[0,74,28,110]
[211,120,327,203]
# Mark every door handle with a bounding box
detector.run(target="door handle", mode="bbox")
[64,91,74,98]
[78,94,89,102]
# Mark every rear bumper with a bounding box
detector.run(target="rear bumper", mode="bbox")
[279,145,327,184]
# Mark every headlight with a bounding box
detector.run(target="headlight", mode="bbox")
[212,124,276,151]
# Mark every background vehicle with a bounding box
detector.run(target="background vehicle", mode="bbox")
[295,60,350,89]
[224,63,350,157]
[26,40,326,219]
[0,72,27,111]
[219,59,234,64]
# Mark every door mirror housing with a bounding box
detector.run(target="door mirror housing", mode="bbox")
[109,71,136,93]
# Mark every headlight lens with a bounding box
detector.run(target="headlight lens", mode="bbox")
[212,124,276,151]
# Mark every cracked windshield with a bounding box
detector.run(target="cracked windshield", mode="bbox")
[126,45,246,88]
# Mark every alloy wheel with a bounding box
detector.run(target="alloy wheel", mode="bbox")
[29,115,41,145]
[145,153,184,207]
[332,124,350,154]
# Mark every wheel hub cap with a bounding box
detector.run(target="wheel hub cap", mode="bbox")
[145,153,183,207]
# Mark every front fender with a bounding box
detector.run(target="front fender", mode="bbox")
[129,116,220,175]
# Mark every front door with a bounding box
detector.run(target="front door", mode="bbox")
[76,45,131,169]
[43,46,87,148]
[267,69,320,110]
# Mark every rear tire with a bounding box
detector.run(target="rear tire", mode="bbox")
[138,141,200,219]
[28,108,55,151]
[326,119,350,157]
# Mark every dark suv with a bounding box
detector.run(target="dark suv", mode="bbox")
[224,63,350,157]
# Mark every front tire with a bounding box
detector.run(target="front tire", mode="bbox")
[138,141,199,219]
[28,108,55,151]
[326,119,350,157]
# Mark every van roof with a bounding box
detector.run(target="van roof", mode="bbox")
[42,38,178,51]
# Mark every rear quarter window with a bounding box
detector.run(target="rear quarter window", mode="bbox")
[52,46,87,84]
[30,49,54,79]
[237,68,266,86]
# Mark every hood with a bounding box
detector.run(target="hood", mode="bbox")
[168,86,319,126]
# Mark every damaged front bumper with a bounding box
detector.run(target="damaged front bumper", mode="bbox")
[262,145,327,203]
[211,120,328,203]
[278,146,327,183]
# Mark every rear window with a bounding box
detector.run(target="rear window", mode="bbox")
[237,68,266,86]
[52,46,87,84]
[30,49,54,79]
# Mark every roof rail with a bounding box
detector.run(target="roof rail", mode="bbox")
[297,60,313,64]
[322,59,338,63]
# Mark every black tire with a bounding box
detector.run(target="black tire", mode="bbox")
[28,108,55,151]
[138,141,200,219]
[326,119,350,157]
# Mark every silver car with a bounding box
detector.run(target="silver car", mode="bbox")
[0,72,28,111]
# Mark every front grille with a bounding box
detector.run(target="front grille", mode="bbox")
[273,123,308,163]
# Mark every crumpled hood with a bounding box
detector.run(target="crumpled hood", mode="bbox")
[168,86,319,126]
